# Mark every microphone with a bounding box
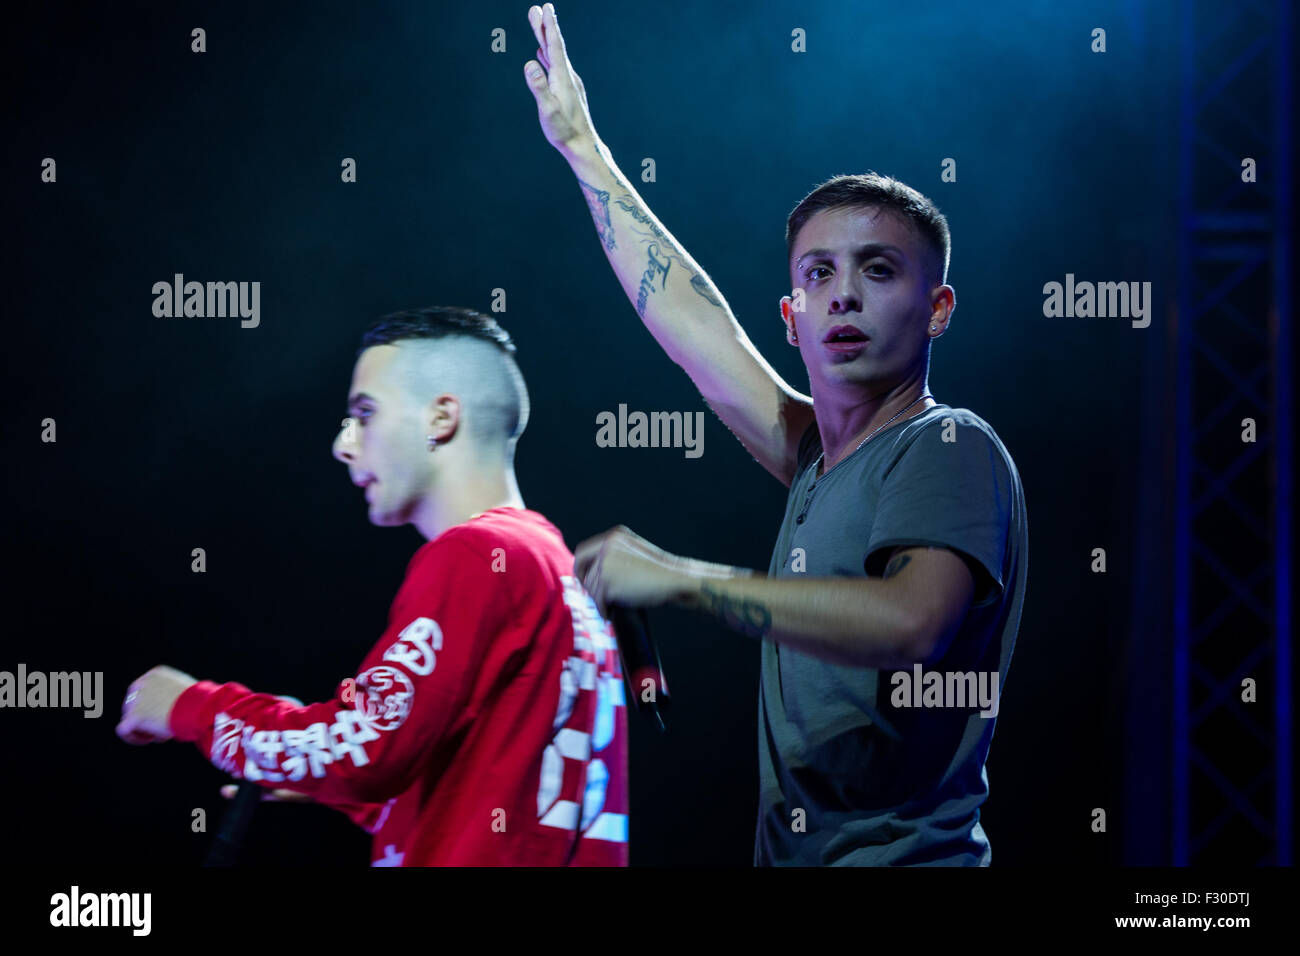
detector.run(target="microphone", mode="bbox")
[608,605,670,732]
[202,693,301,866]
[203,780,262,867]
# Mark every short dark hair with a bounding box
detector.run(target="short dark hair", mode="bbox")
[358,305,528,446]
[359,305,516,357]
[786,172,951,287]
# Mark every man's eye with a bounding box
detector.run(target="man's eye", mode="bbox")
[807,266,830,280]
[867,264,894,277]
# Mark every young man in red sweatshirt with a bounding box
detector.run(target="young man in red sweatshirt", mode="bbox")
[117,306,629,866]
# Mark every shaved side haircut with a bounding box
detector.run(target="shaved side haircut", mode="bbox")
[360,306,530,456]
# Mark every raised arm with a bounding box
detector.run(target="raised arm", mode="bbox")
[523,4,814,486]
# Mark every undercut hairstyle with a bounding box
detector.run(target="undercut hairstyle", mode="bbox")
[359,306,530,451]
[786,172,951,288]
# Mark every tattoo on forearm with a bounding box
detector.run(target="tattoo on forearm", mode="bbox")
[635,242,672,317]
[699,584,772,639]
[614,194,723,310]
[689,273,723,306]
[883,553,912,579]
[612,195,665,240]
[578,178,616,252]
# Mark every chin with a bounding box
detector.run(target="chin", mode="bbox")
[370,499,413,528]
[822,363,874,387]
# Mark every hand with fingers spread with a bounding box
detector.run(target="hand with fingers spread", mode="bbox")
[572,525,693,618]
[523,3,601,160]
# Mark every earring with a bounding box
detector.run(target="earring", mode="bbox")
[930,325,937,331]
[788,331,799,345]
[426,435,439,450]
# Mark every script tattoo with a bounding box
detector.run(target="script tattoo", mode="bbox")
[883,553,913,579]
[636,243,672,317]
[698,584,772,639]
[579,177,616,251]
[613,195,669,243]
[613,195,723,308]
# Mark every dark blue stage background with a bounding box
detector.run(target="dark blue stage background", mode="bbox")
[4,0,1292,868]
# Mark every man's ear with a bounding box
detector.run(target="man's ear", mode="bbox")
[928,285,956,337]
[429,394,461,442]
[780,295,798,344]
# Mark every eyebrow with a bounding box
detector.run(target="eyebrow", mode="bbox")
[795,243,907,267]
[347,392,378,412]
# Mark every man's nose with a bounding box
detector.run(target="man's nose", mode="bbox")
[829,275,862,314]
[332,424,356,464]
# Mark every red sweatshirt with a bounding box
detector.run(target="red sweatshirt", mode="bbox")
[170,507,629,866]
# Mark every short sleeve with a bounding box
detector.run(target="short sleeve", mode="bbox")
[864,419,1013,608]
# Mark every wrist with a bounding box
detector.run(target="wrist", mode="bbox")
[562,136,610,176]
[674,559,749,609]
[168,678,218,741]
[669,560,704,608]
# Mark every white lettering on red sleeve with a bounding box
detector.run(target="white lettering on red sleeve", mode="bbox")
[211,713,244,774]
[328,710,382,767]
[283,722,334,780]
[355,665,415,732]
[209,709,382,783]
[247,729,286,782]
[382,617,442,677]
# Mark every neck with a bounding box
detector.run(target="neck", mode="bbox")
[413,460,525,541]
[812,374,934,474]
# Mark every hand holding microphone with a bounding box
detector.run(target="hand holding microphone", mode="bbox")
[205,694,307,866]
[573,526,680,731]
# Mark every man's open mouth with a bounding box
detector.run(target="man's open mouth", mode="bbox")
[824,325,868,343]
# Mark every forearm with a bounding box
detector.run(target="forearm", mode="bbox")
[671,561,920,669]
[563,139,743,375]
[171,680,411,805]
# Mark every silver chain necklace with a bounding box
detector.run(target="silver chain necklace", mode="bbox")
[813,392,935,478]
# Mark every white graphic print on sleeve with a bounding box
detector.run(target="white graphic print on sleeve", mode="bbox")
[210,710,381,782]
[206,617,442,782]
[536,576,627,844]
[382,617,441,677]
[350,616,441,733]
[355,666,415,732]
